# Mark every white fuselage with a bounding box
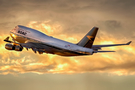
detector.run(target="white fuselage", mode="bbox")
[9,25,94,56]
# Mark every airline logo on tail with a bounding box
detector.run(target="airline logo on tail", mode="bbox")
[87,35,94,41]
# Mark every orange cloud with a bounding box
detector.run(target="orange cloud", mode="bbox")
[0,21,134,75]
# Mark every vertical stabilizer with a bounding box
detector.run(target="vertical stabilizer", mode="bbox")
[77,27,98,48]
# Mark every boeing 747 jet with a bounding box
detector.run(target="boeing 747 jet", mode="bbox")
[4,25,131,56]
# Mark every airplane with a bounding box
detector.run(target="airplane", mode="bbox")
[4,25,131,56]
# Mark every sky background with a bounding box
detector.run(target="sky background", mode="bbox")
[0,0,135,90]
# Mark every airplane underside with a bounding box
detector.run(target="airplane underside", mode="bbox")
[27,44,89,56]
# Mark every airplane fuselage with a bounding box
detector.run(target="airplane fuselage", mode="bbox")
[4,25,131,56]
[9,25,94,56]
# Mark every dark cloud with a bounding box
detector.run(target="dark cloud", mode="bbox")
[0,0,135,34]
[104,20,121,28]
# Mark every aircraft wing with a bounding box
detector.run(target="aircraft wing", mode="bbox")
[4,37,88,55]
[4,36,55,54]
[20,42,63,54]
[16,42,86,55]
[4,36,53,53]
[92,41,132,49]
[13,42,46,54]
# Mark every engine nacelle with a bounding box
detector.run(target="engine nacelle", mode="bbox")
[5,44,15,50]
[5,44,23,51]
[15,45,23,51]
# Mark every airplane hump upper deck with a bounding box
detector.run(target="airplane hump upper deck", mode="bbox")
[18,25,47,36]
[10,25,48,37]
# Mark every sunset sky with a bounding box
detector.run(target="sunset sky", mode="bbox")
[0,0,135,90]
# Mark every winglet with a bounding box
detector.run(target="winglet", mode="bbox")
[126,41,132,45]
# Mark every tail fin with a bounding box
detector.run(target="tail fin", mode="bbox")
[77,27,98,48]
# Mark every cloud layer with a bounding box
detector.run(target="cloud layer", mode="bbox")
[0,0,135,76]
[0,20,134,75]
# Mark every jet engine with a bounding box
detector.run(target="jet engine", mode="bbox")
[5,43,15,50]
[5,44,23,51]
[15,45,23,51]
